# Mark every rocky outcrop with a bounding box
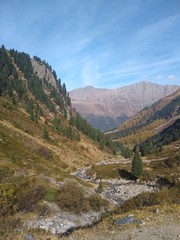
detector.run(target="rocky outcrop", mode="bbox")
[24,202,103,235]
[31,59,57,88]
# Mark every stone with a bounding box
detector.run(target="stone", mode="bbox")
[140,220,146,225]
[113,216,140,225]
[24,234,35,240]
[153,208,160,213]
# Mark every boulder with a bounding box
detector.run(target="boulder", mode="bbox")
[113,215,140,225]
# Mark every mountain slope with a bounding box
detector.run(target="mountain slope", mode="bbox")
[0,46,121,236]
[70,82,179,131]
[139,118,180,156]
[106,89,180,145]
[0,46,132,172]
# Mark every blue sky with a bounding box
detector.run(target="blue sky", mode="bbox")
[0,0,180,91]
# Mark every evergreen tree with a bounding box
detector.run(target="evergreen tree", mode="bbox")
[131,151,143,179]
[43,127,49,139]
[96,179,103,193]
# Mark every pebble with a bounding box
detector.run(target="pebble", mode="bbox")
[153,208,160,213]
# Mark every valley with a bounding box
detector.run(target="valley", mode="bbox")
[0,46,179,240]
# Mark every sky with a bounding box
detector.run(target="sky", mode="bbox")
[0,0,180,91]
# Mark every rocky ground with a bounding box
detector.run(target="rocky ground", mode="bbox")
[21,161,179,239]
[101,179,158,205]
[63,207,180,240]
[23,176,159,236]
[73,164,159,206]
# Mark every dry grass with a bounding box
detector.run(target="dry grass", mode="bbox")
[0,97,111,180]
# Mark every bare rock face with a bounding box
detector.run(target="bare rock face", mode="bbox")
[70,82,179,131]
[31,59,57,88]
[25,203,102,235]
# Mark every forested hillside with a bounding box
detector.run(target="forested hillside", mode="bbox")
[0,45,131,157]
[139,119,180,156]
[106,89,180,145]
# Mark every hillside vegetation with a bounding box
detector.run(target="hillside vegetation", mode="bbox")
[106,89,180,146]
[0,45,132,163]
[139,119,180,156]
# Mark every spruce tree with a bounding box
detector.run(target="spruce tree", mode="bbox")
[96,179,103,193]
[131,151,143,179]
[43,127,49,139]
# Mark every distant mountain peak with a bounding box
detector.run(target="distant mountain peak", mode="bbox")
[70,82,179,131]
[84,85,94,89]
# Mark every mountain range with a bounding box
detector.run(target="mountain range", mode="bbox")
[70,82,179,131]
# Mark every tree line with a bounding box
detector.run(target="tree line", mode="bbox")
[139,119,180,156]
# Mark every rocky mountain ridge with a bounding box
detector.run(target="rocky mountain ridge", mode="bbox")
[70,82,179,131]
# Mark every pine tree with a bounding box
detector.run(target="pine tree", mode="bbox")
[131,151,143,179]
[43,127,49,139]
[96,179,103,193]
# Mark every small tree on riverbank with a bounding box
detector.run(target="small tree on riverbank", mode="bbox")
[96,179,103,193]
[131,151,143,179]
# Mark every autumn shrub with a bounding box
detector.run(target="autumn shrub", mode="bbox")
[8,175,45,213]
[44,186,59,202]
[0,183,16,215]
[89,193,109,211]
[120,186,180,213]
[37,147,52,160]
[0,216,21,237]
[141,171,156,182]
[164,156,180,168]
[163,175,175,185]
[57,180,109,213]
[57,180,90,213]
[0,166,11,181]
[16,185,45,212]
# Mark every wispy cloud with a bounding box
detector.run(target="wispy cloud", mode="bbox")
[82,59,100,86]
[168,75,176,81]
[0,0,180,90]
